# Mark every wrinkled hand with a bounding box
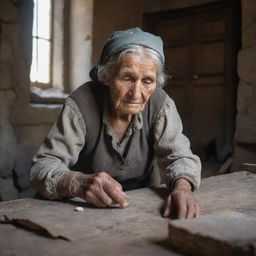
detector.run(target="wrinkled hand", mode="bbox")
[75,172,128,208]
[163,179,199,219]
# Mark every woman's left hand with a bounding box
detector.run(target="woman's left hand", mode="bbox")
[163,178,200,219]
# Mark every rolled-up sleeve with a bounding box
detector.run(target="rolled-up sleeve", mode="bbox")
[153,95,201,190]
[30,97,86,199]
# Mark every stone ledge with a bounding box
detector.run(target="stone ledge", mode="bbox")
[30,86,68,105]
[11,104,61,126]
[169,210,256,256]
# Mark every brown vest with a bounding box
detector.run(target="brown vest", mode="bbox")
[70,81,166,190]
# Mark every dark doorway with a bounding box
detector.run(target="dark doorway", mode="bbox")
[144,1,241,175]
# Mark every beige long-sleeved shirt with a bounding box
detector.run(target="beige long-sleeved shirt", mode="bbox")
[30,93,201,199]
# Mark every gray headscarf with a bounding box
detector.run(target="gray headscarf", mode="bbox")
[89,27,165,81]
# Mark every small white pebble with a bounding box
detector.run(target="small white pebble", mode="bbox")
[74,206,84,212]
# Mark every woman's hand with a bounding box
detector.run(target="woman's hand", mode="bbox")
[75,172,129,208]
[163,178,200,219]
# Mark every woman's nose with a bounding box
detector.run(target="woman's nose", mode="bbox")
[129,81,141,99]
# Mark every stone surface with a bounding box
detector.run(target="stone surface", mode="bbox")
[0,0,60,201]
[0,172,255,255]
[69,0,93,91]
[236,81,256,113]
[169,210,256,256]
[240,0,256,50]
[195,171,256,214]
[242,22,256,49]
[0,63,13,89]
[238,47,256,83]
[169,171,256,256]
[0,176,18,201]
[235,108,256,143]
[0,90,15,123]
[0,90,17,178]
[0,0,17,22]
[233,0,256,168]
[11,105,60,125]
[241,0,256,33]
[0,24,17,64]
[14,124,52,190]
[0,124,17,177]
[0,189,181,256]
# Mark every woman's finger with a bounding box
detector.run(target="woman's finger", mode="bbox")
[163,195,172,217]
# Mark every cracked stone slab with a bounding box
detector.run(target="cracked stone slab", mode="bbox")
[169,210,256,256]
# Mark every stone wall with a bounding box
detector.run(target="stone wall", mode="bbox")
[232,0,256,170]
[0,0,60,200]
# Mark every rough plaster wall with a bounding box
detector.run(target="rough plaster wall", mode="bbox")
[0,0,60,200]
[92,0,219,65]
[69,0,93,92]
[232,0,256,170]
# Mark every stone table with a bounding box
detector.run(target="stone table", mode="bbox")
[0,171,255,256]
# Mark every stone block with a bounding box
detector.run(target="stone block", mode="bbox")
[235,81,256,143]
[14,124,52,190]
[0,176,18,201]
[238,47,256,83]
[11,104,60,126]
[0,90,15,123]
[235,107,256,143]
[242,0,256,30]
[0,124,17,177]
[0,90,17,178]
[169,210,256,256]
[0,36,14,64]
[236,81,256,113]
[0,64,13,89]
[242,22,256,49]
[0,0,18,22]
[0,23,20,65]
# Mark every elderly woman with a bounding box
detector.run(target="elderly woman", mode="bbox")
[30,28,201,219]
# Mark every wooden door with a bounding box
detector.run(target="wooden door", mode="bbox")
[144,1,240,162]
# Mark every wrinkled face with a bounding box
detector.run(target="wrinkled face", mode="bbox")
[106,53,157,117]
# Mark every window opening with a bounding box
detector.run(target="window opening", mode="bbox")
[30,0,52,87]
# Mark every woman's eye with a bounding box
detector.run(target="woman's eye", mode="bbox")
[122,76,132,81]
[143,79,153,85]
